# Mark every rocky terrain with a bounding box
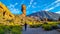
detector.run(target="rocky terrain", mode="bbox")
[0,2,40,25]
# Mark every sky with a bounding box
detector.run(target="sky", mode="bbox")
[0,0,60,15]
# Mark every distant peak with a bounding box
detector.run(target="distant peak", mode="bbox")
[41,10,48,12]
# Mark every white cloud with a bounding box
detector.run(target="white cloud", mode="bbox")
[8,3,18,8]
[10,7,20,14]
[27,0,33,9]
[30,0,33,5]
[8,4,15,8]
[32,5,36,8]
[44,0,60,10]
[49,0,59,6]
[33,2,37,5]
[45,3,60,11]
[32,11,37,13]
[57,0,60,1]
[8,4,21,14]
[20,1,24,5]
[55,11,60,14]
[37,4,47,8]
[45,7,54,11]
[28,5,31,8]
[15,3,18,5]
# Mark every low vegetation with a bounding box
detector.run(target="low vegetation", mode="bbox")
[0,24,22,34]
[30,24,41,28]
[42,21,59,31]
[42,24,52,31]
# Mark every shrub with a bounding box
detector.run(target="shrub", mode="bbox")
[47,22,59,29]
[0,24,22,34]
[10,25,22,34]
[11,27,22,34]
[30,24,41,28]
[0,27,4,34]
[58,22,60,25]
[51,23,58,29]
[42,24,52,31]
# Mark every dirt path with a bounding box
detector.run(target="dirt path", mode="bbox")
[22,25,60,34]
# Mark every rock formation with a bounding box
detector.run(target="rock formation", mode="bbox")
[21,4,26,17]
[0,2,14,20]
[0,2,40,25]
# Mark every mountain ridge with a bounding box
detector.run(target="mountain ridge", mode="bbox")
[27,11,60,20]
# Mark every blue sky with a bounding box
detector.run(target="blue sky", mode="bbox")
[0,0,60,15]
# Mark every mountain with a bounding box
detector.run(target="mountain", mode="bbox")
[27,11,60,20]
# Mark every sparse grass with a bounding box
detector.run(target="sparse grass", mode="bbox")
[0,24,22,34]
[42,21,59,31]
[30,23,41,28]
[42,24,52,31]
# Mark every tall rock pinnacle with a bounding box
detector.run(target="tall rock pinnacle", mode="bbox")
[21,4,26,17]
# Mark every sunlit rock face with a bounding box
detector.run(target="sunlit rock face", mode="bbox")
[0,2,40,25]
[21,4,26,17]
[0,2,15,20]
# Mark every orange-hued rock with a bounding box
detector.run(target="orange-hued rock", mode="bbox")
[21,4,26,17]
[0,2,15,20]
[0,2,41,25]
